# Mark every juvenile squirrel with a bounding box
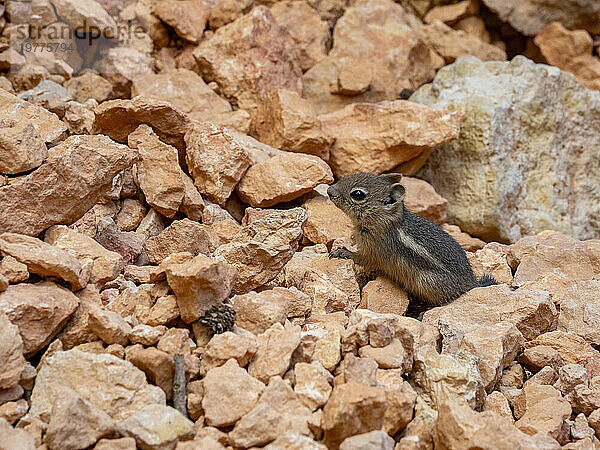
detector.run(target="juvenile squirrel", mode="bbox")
[328,173,496,306]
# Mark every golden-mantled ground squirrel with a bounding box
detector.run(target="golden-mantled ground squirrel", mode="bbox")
[328,173,496,307]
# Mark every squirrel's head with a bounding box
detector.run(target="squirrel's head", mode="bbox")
[327,173,406,229]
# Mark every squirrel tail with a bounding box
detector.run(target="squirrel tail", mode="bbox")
[478,274,498,287]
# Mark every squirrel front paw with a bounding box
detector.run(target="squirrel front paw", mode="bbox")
[329,247,354,260]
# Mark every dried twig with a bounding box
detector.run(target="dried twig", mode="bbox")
[173,353,188,418]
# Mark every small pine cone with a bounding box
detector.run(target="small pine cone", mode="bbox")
[198,303,236,335]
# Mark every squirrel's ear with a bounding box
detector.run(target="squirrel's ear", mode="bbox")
[385,183,405,209]
[383,173,403,184]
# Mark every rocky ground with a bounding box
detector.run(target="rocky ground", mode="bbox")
[1,0,600,449]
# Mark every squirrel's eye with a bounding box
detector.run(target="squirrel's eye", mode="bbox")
[350,189,366,201]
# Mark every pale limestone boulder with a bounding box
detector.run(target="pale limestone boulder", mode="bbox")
[413,56,600,242]
[184,122,251,205]
[483,391,513,422]
[162,253,237,323]
[194,6,303,111]
[0,135,136,236]
[45,395,118,450]
[128,325,166,347]
[27,349,165,423]
[321,382,387,449]
[515,396,571,440]
[527,331,599,366]
[93,96,189,150]
[131,69,232,123]
[0,282,78,356]
[468,242,513,285]
[202,359,265,427]
[0,311,25,390]
[229,376,313,448]
[119,404,195,450]
[94,438,137,450]
[96,47,153,98]
[319,100,463,178]
[237,152,333,207]
[424,1,476,24]
[264,434,327,450]
[214,208,307,294]
[481,0,600,36]
[534,22,600,91]
[302,0,442,114]
[250,89,331,158]
[128,125,185,218]
[49,0,116,32]
[248,322,301,383]
[0,120,47,175]
[270,1,329,71]
[45,226,123,284]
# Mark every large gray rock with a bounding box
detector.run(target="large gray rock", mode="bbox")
[412,56,600,243]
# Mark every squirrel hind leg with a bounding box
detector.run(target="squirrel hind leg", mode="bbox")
[478,274,498,287]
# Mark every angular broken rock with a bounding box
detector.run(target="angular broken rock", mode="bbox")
[0,311,25,390]
[433,399,553,449]
[0,233,86,290]
[163,253,237,323]
[376,369,417,435]
[250,89,331,157]
[151,0,210,43]
[419,20,506,64]
[144,219,216,264]
[230,287,311,335]
[45,225,123,284]
[50,0,116,34]
[57,285,103,350]
[301,189,353,246]
[249,322,301,383]
[515,395,571,439]
[28,349,165,423]
[229,376,313,448]
[132,69,232,123]
[119,404,195,450]
[402,176,448,225]
[64,73,113,104]
[422,284,557,342]
[534,22,600,91]
[202,358,265,427]
[127,346,174,401]
[0,256,29,283]
[194,6,303,111]
[88,306,132,346]
[0,417,36,450]
[294,362,333,411]
[0,135,136,236]
[339,431,395,450]
[412,345,485,409]
[128,125,185,218]
[302,0,442,114]
[0,119,48,175]
[558,280,600,345]
[93,96,190,150]
[200,331,258,375]
[45,394,118,450]
[321,382,387,449]
[214,208,307,294]
[0,281,79,356]
[319,100,463,177]
[0,88,66,143]
[237,152,333,208]
[361,277,410,316]
[270,1,329,71]
[184,122,251,205]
